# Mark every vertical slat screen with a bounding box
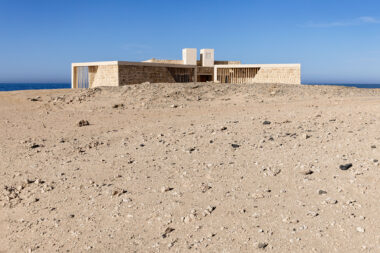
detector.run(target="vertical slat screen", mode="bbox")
[217,67,261,84]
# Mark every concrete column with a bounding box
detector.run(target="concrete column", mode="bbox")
[71,64,77,88]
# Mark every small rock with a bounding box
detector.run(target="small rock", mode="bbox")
[231,144,240,149]
[162,227,175,238]
[371,145,376,149]
[203,206,216,216]
[29,96,41,102]
[25,178,35,184]
[339,163,352,171]
[307,211,319,217]
[170,104,178,108]
[301,170,314,175]
[112,189,127,196]
[200,183,212,193]
[112,104,124,109]
[262,121,271,125]
[220,126,227,131]
[188,147,196,153]
[324,198,338,204]
[183,216,191,223]
[257,242,268,249]
[160,186,173,193]
[302,133,311,139]
[77,120,90,127]
[356,227,365,233]
[318,190,327,195]
[30,143,41,149]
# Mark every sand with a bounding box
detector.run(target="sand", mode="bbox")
[1,82,380,252]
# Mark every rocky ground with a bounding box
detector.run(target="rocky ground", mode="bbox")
[0,82,380,252]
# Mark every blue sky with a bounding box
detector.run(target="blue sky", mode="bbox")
[0,0,380,84]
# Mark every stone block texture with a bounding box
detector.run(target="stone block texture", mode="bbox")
[119,65,194,85]
[89,65,119,88]
[253,67,301,84]
[77,62,300,88]
[216,65,301,84]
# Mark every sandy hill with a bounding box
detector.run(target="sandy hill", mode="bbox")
[1,83,380,252]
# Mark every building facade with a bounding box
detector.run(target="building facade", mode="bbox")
[71,48,301,88]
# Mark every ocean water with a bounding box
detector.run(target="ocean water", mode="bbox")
[305,83,380,89]
[0,82,379,92]
[0,83,71,92]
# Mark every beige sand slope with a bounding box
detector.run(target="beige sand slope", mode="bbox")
[1,83,380,252]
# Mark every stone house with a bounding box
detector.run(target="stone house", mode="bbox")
[71,48,301,88]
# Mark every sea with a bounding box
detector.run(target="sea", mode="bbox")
[0,83,71,91]
[0,83,379,92]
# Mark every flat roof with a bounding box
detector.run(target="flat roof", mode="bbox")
[214,64,301,68]
[72,61,196,68]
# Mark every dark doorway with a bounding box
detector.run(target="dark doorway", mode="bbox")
[198,75,212,82]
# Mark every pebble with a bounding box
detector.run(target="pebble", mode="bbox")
[188,147,196,153]
[203,206,216,216]
[162,227,175,238]
[356,227,365,233]
[160,186,173,193]
[231,144,240,149]
[30,143,41,149]
[262,121,271,125]
[318,190,327,195]
[183,216,191,223]
[257,242,268,249]
[324,198,338,204]
[77,120,90,127]
[302,133,311,139]
[301,169,314,175]
[112,103,124,109]
[29,96,41,102]
[200,183,212,193]
[307,211,319,217]
[339,163,353,170]
[25,178,35,184]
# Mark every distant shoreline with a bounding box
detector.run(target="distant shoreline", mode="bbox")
[0,82,379,92]
[304,83,380,89]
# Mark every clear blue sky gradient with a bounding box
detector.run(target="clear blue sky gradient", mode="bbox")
[1,0,380,84]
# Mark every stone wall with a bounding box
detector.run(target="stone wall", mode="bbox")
[119,65,194,85]
[88,65,119,88]
[216,65,301,84]
[253,66,301,84]
[197,67,214,75]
